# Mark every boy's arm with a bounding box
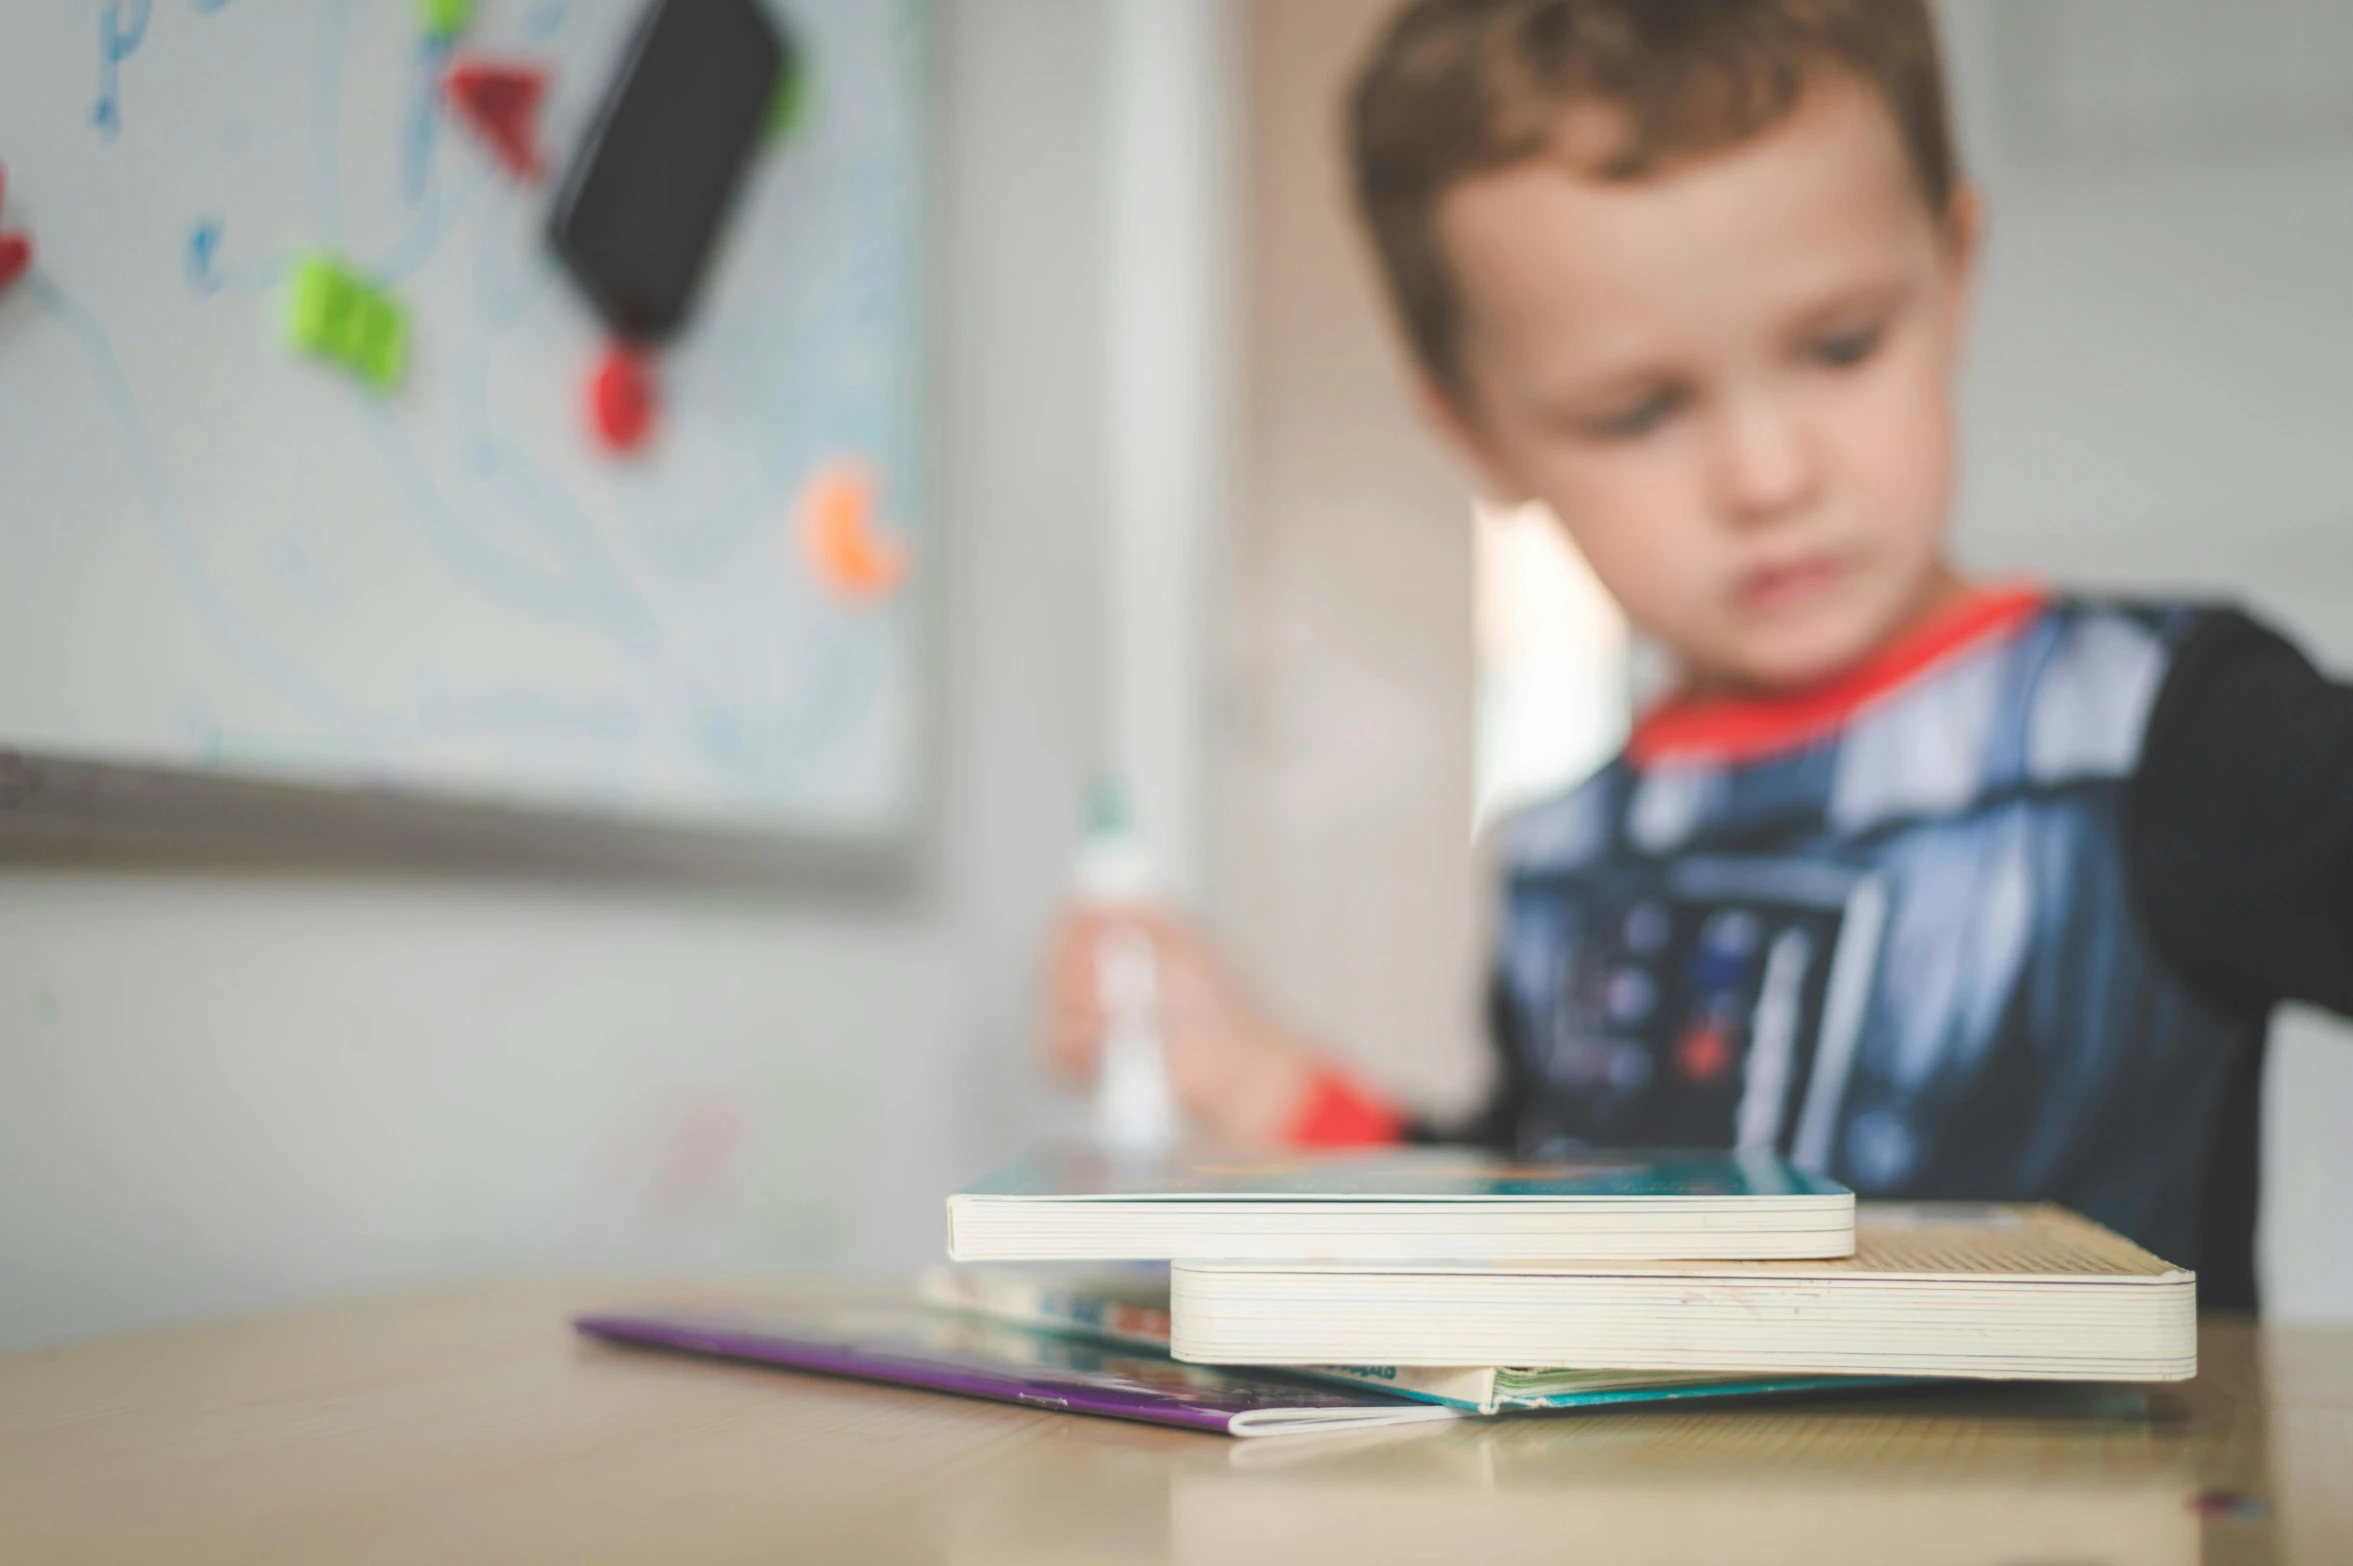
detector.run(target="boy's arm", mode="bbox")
[2126,609,2353,1013]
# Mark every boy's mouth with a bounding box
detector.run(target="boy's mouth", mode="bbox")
[1735,554,1847,617]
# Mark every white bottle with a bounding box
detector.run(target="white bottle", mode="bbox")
[1074,781,1181,1150]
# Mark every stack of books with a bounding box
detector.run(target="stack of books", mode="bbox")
[578,1143,2195,1438]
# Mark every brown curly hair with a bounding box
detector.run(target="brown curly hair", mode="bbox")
[1349,0,1959,395]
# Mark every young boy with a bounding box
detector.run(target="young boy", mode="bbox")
[1051,0,2353,1311]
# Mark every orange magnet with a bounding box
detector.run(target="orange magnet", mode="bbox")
[799,458,907,602]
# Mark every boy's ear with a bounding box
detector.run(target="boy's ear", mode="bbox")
[1944,182,1985,269]
[1940,182,1986,338]
[1412,373,1531,509]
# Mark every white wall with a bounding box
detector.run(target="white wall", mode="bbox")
[1938,1,2353,1320]
[0,0,1111,1353]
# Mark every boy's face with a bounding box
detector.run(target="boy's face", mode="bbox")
[1431,73,1977,695]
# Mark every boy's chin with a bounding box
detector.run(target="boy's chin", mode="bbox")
[1704,610,1892,695]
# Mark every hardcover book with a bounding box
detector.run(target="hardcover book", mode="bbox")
[1168,1203,2197,1381]
[946,1144,1854,1263]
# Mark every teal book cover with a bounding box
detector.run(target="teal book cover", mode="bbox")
[959,1144,1848,1202]
[917,1263,1901,1419]
[1311,1363,1908,1417]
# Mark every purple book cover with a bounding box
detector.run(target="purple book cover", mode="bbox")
[573,1302,1460,1438]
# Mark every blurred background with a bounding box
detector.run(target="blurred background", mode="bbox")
[3,0,2352,1352]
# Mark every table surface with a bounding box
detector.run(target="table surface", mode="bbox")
[3,1278,2348,1565]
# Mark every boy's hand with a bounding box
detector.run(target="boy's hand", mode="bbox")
[1046,908,1317,1146]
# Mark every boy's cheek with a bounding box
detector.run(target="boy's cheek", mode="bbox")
[1858,403,1956,556]
[1816,357,1956,552]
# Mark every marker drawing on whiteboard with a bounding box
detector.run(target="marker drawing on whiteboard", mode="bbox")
[185,218,292,301]
[88,0,237,140]
[525,2,572,45]
[187,217,221,287]
[22,272,363,730]
[93,0,153,139]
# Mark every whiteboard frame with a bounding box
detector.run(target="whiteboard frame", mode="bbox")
[0,2,945,889]
[0,746,923,888]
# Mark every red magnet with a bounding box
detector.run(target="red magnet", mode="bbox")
[0,159,24,295]
[588,344,658,453]
[0,233,29,295]
[444,59,549,181]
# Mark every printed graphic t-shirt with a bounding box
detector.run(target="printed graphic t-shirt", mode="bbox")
[1433,587,2353,1311]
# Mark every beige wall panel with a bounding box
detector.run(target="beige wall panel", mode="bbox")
[1220,0,1485,1116]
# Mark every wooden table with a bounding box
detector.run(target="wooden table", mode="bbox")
[3,1278,2348,1564]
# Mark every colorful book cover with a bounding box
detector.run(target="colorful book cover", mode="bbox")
[917,1262,1173,1350]
[573,1302,1460,1437]
[956,1144,1848,1202]
[916,1264,1896,1417]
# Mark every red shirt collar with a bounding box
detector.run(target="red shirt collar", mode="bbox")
[1629,584,2049,769]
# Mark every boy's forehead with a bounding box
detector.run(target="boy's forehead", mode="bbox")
[1439,74,1936,358]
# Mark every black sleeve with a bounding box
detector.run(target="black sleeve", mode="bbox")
[2126,609,2353,1013]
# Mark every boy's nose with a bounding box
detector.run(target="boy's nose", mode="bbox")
[1710,394,1820,528]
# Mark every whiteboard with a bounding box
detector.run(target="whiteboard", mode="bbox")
[0,0,931,853]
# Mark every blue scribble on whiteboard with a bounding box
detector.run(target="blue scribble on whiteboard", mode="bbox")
[93,0,239,139]
[184,217,285,300]
[92,0,154,139]
[185,218,222,290]
[401,37,450,204]
[24,273,368,736]
[525,2,572,44]
[368,171,483,287]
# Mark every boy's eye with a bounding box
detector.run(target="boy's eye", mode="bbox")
[1809,322,1883,369]
[1586,385,1685,440]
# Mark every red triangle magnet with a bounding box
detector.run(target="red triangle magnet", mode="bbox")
[444,59,549,182]
[0,232,29,295]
